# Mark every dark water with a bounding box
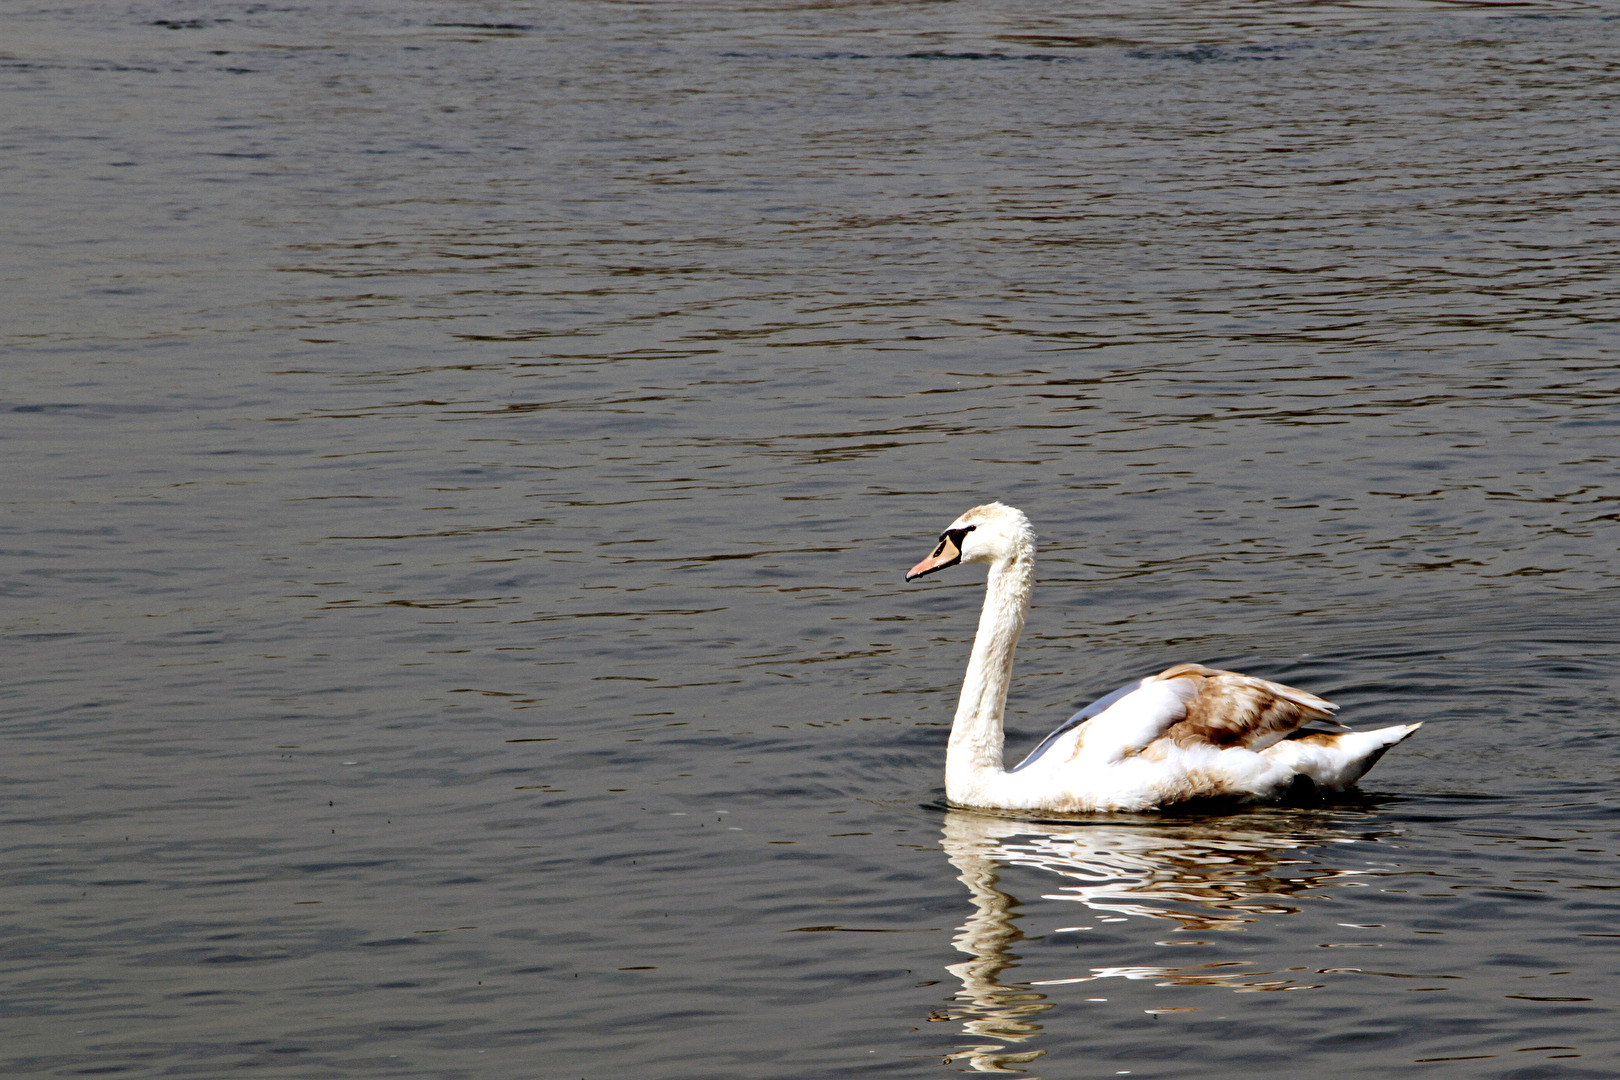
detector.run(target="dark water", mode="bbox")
[4,1,1620,1076]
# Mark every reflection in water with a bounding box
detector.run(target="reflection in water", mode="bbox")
[938,809,1378,1074]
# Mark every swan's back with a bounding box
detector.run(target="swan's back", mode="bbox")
[1150,663,1339,751]
[1003,663,1417,811]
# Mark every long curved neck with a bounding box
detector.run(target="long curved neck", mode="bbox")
[946,551,1034,801]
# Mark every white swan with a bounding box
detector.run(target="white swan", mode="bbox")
[905,502,1420,812]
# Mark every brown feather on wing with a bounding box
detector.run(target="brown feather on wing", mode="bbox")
[1148,664,1340,751]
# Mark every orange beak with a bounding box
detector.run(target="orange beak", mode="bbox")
[906,532,963,581]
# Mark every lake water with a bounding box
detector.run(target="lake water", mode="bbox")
[4,1,1619,1076]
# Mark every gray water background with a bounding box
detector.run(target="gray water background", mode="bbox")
[4,1,1620,1076]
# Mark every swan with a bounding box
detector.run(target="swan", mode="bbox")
[905,502,1420,812]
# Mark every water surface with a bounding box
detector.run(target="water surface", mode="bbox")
[3,1,1619,1076]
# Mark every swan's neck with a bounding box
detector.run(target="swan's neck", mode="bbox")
[946,551,1034,802]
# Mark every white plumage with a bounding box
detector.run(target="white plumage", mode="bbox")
[906,502,1420,812]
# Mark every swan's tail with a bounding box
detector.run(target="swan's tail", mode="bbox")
[1263,722,1422,792]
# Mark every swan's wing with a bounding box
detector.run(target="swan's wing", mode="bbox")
[1008,678,1149,772]
[1012,663,1341,770]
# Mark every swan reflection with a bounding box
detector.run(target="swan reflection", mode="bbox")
[938,808,1379,1074]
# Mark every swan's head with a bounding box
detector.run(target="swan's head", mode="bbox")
[905,502,1035,581]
